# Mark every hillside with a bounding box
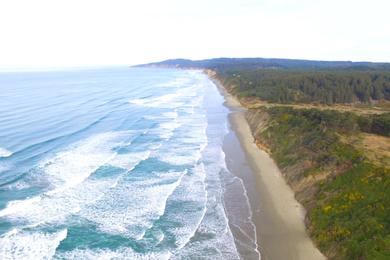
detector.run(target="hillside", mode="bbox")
[244,106,390,259]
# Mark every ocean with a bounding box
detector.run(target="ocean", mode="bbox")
[0,67,259,259]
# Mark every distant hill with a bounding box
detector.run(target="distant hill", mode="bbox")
[138,57,390,71]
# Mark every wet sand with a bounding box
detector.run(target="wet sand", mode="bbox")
[218,82,326,260]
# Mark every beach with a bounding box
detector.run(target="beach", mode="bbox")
[217,80,326,260]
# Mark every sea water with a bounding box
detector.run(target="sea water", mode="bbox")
[0,67,259,259]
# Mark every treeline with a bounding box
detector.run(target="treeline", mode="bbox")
[359,113,390,136]
[218,69,390,104]
[142,57,390,71]
[265,107,390,137]
[256,106,390,259]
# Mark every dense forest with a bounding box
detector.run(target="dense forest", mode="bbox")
[218,69,390,104]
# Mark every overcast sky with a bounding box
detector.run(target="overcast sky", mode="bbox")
[0,0,389,69]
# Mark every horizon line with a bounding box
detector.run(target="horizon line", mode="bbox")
[1,56,390,72]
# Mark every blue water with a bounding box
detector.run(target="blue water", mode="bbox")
[0,67,259,259]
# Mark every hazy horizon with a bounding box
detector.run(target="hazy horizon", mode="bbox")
[2,56,390,73]
[1,0,389,69]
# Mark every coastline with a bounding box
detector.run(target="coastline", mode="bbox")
[214,77,326,259]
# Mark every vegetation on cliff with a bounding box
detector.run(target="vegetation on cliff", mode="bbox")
[254,107,390,259]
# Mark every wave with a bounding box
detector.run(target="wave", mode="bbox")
[154,77,191,88]
[0,97,113,138]
[136,170,187,241]
[0,197,42,218]
[157,121,182,139]
[174,163,208,250]
[0,131,151,226]
[156,145,204,166]
[0,229,67,260]
[129,93,184,108]
[143,111,178,121]
[169,87,242,259]
[41,131,129,195]
[0,175,117,225]
[0,111,149,191]
[0,147,12,158]
[5,112,113,163]
[162,111,178,118]
[109,150,151,171]
[212,124,260,259]
[238,177,260,258]
[143,162,208,257]
[0,163,10,174]
[79,170,187,239]
[129,82,204,110]
[156,116,207,166]
[54,247,171,260]
[141,110,181,140]
[213,147,259,259]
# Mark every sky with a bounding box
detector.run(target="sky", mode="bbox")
[0,0,389,69]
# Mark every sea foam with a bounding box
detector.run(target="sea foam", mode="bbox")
[0,229,67,260]
[0,147,12,158]
[129,93,183,108]
[0,131,150,225]
[79,170,187,239]
[42,132,132,190]
[54,247,171,260]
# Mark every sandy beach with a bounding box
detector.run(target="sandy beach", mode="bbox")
[217,81,326,260]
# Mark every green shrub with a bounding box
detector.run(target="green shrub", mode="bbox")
[256,106,390,259]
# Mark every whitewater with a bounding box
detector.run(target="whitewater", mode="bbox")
[0,67,259,259]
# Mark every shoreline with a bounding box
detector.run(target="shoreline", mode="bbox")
[214,77,326,259]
